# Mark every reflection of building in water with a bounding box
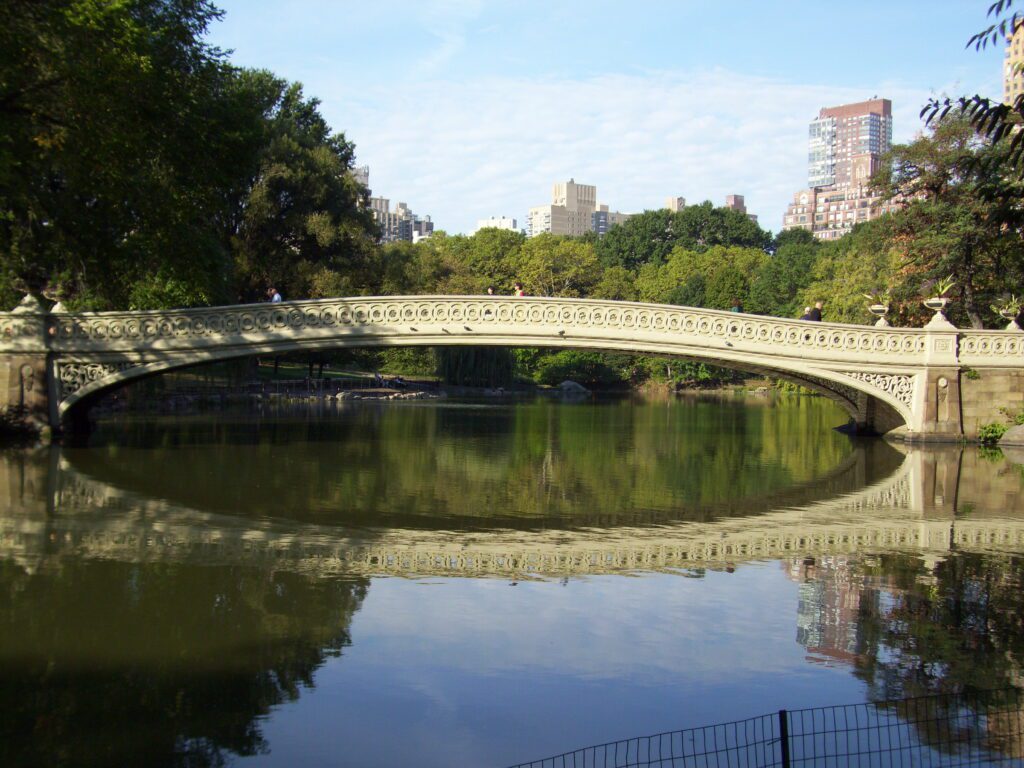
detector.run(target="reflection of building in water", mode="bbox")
[788,555,880,666]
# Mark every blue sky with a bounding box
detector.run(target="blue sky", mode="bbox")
[205,1,1005,235]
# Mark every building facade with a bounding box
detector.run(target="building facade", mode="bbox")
[724,194,759,224]
[784,98,893,240]
[1006,17,1024,104]
[528,179,630,237]
[370,197,434,243]
[473,216,519,234]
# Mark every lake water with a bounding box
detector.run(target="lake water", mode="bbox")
[1,395,1023,767]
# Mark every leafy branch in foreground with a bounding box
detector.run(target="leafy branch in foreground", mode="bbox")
[922,1,1024,173]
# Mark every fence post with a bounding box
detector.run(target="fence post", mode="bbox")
[778,710,790,768]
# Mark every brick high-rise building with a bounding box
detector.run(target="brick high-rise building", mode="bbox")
[783,98,895,240]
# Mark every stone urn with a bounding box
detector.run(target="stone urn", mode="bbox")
[867,304,890,327]
[999,307,1021,331]
[923,297,954,328]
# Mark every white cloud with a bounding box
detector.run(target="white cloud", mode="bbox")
[313,69,942,235]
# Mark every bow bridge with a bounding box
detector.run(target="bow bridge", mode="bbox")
[1,294,1021,438]
[1,445,1022,578]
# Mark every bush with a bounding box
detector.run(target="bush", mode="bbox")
[978,422,1008,445]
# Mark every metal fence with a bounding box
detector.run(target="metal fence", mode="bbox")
[506,689,1024,768]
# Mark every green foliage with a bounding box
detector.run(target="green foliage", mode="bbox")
[0,3,376,310]
[436,347,515,387]
[635,245,768,310]
[871,116,1024,328]
[2,0,240,307]
[591,266,639,301]
[748,238,821,317]
[978,421,1008,445]
[595,202,771,271]
[964,368,981,380]
[998,405,1024,425]
[378,347,436,376]
[127,268,213,311]
[513,234,598,297]
[801,219,901,324]
[533,350,625,388]
[231,78,376,302]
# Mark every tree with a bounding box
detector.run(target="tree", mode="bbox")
[871,117,1024,328]
[0,0,246,309]
[801,219,901,325]
[591,266,639,301]
[673,201,772,253]
[748,237,821,317]
[595,203,772,271]
[595,209,677,270]
[513,233,599,297]
[231,79,376,303]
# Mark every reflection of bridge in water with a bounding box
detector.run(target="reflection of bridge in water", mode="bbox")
[2,445,1024,579]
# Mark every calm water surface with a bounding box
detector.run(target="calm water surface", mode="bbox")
[1,395,1023,767]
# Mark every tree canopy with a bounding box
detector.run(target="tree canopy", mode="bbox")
[0,0,375,310]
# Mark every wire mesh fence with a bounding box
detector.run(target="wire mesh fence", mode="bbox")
[505,689,1024,768]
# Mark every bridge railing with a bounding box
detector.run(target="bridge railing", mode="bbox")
[504,689,1024,768]
[6,295,940,366]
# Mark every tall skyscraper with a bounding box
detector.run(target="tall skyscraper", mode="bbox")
[783,98,895,240]
[1005,18,1024,105]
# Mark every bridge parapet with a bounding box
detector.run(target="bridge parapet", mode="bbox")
[43,296,933,366]
[0,294,1021,438]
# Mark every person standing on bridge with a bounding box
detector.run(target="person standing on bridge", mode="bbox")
[807,301,823,321]
[512,282,525,297]
[268,287,282,303]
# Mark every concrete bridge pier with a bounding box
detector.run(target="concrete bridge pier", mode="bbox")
[0,296,52,436]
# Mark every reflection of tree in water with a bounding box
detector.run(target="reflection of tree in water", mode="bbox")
[851,553,1024,700]
[791,552,1024,760]
[66,399,881,530]
[0,560,367,767]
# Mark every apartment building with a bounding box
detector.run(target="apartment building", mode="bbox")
[527,179,630,237]
[370,197,434,243]
[783,98,893,240]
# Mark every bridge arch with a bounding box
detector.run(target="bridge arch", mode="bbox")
[2,294,1002,436]
[54,333,911,434]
